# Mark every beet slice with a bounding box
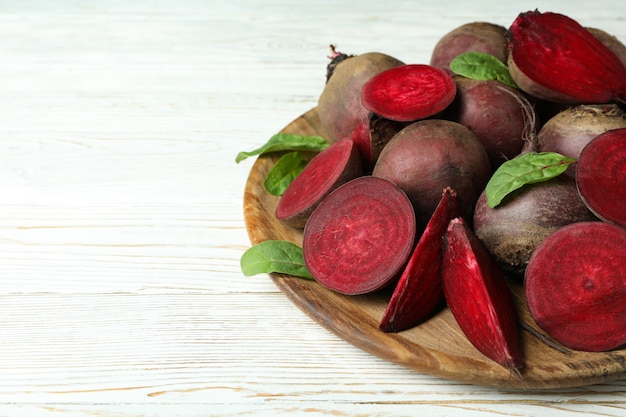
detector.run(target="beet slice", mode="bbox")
[507,11,626,103]
[442,217,523,372]
[380,187,461,332]
[575,127,626,227]
[525,222,626,352]
[361,64,456,122]
[303,176,416,295]
[275,137,363,228]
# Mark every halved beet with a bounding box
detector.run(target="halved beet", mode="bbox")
[525,222,626,352]
[507,11,626,103]
[361,64,456,122]
[303,176,416,295]
[442,217,523,372]
[380,187,460,333]
[576,128,626,227]
[275,137,363,228]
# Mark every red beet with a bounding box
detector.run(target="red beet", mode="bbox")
[525,222,626,351]
[576,128,626,227]
[537,104,626,178]
[361,64,456,122]
[380,187,461,333]
[442,217,523,371]
[444,77,536,168]
[372,119,491,227]
[275,137,363,228]
[507,11,626,103]
[473,175,597,277]
[303,176,416,295]
[430,21,509,75]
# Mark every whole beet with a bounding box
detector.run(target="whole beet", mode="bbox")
[372,119,491,227]
[445,76,536,168]
[538,104,626,177]
[317,50,404,143]
[473,175,597,277]
[430,22,508,75]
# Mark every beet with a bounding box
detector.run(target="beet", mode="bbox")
[507,11,626,103]
[372,119,491,227]
[380,187,461,333]
[537,104,626,178]
[444,77,536,168]
[473,175,597,277]
[430,21,508,75]
[525,222,626,351]
[302,176,416,295]
[587,27,626,68]
[317,50,404,143]
[443,217,523,371]
[361,64,456,122]
[576,128,626,227]
[275,137,363,228]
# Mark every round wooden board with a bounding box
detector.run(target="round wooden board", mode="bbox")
[242,107,626,390]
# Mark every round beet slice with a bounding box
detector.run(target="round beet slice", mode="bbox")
[576,127,626,227]
[525,221,626,352]
[361,64,456,122]
[275,137,363,228]
[303,176,416,295]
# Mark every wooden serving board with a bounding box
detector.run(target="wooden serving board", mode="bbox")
[243,107,626,390]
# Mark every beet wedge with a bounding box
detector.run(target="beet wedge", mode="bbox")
[576,127,626,227]
[525,222,626,352]
[380,187,461,332]
[507,11,626,103]
[361,64,456,122]
[303,176,416,295]
[442,217,523,372]
[275,137,363,228]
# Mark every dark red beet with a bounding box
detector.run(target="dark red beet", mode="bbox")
[473,175,597,277]
[525,221,626,351]
[445,77,536,168]
[576,128,626,227]
[430,21,508,75]
[361,64,456,122]
[372,119,491,227]
[442,217,523,372]
[275,137,363,228]
[507,11,626,103]
[380,187,461,333]
[303,176,416,295]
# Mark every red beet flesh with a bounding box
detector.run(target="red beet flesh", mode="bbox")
[303,176,416,295]
[275,137,363,228]
[361,64,456,122]
[442,217,523,371]
[525,222,626,351]
[575,127,626,227]
[507,11,626,103]
[380,187,461,332]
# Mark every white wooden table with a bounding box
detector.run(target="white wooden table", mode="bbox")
[2,1,626,416]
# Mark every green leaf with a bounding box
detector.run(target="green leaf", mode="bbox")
[240,240,313,279]
[235,133,329,163]
[264,151,309,196]
[486,152,577,208]
[450,52,519,89]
